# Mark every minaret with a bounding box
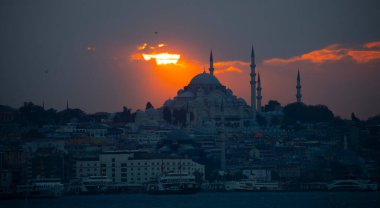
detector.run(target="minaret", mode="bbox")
[66,100,69,110]
[220,100,226,171]
[250,46,257,119]
[296,69,302,103]
[209,50,214,76]
[257,73,262,113]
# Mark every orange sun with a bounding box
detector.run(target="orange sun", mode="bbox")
[130,42,200,88]
[142,53,181,65]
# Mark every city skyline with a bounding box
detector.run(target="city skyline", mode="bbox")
[1,1,380,203]
[1,0,380,119]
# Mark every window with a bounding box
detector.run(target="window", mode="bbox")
[112,158,115,162]
[121,163,127,167]
[121,168,127,172]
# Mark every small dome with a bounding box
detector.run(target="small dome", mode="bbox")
[177,91,194,98]
[163,99,174,107]
[177,89,184,95]
[238,98,247,105]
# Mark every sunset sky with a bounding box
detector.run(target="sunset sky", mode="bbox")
[1,0,380,119]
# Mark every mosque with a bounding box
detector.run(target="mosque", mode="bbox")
[135,47,302,130]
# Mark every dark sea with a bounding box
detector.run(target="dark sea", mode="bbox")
[1,192,380,208]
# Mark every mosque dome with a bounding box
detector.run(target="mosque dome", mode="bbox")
[189,72,221,87]
[163,99,174,107]
[238,98,247,105]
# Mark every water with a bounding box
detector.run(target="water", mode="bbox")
[1,192,379,208]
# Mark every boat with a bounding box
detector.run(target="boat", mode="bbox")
[16,178,64,198]
[82,176,112,193]
[146,173,200,194]
[326,180,378,191]
[224,179,281,191]
[65,178,88,194]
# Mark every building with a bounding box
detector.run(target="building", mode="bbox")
[75,158,100,178]
[74,151,205,186]
[0,105,14,123]
[162,50,255,130]
[134,48,304,133]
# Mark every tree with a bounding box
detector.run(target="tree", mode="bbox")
[351,112,360,123]
[114,106,134,123]
[56,108,88,124]
[283,102,334,125]
[264,100,281,112]
[367,114,380,125]
[17,102,53,126]
[256,114,267,127]
[146,102,154,110]
[270,116,281,126]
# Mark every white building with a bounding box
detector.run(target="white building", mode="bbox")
[75,159,100,178]
[74,151,205,186]
[75,124,107,139]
